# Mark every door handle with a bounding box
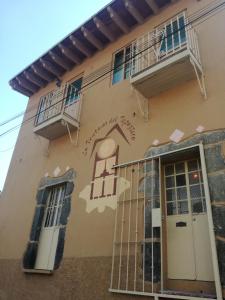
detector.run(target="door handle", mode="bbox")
[176,221,187,227]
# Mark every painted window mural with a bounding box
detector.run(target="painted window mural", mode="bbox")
[90,139,118,199]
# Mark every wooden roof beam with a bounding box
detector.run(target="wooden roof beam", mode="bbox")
[107,6,130,34]
[81,26,104,50]
[31,65,54,82]
[10,81,32,97]
[124,0,144,24]
[24,71,46,88]
[94,17,116,42]
[40,59,63,77]
[58,44,81,65]
[49,51,72,71]
[69,35,92,57]
[16,77,39,93]
[145,0,159,14]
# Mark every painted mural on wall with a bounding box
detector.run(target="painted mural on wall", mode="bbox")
[79,115,135,213]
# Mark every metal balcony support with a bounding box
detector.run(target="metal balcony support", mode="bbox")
[191,59,207,99]
[131,85,149,121]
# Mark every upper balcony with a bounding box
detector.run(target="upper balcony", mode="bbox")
[34,82,82,140]
[130,12,204,98]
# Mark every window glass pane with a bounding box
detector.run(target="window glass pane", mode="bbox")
[112,50,124,84]
[160,31,166,53]
[167,202,176,215]
[192,198,203,214]
[124,46,131,79]
[166,24,173,50]
[189,172,200,185]
[66,78,82,105]
[165,164,174,176]
[188,160,198,172]
[178,201,189,214]
[179,16,186,44]
[166,176,175,188]
[190,184,201,199]
[166,189,176,201]
[173,19,179,47]
[177,187,187,200]
[176,174,186,186]
[175,162,185,174]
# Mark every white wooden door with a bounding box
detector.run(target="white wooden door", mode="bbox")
[165,159,214,281]
[35,185,65,270]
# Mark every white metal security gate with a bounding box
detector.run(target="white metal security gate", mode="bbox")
[109,144,222,300]
[110,158,161,293]
[35,184,65,270]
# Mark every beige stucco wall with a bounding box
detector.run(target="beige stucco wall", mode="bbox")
[0,0,225,265]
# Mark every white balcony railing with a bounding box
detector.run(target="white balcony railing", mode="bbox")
[35,84,82,127]
[130,12,202,77]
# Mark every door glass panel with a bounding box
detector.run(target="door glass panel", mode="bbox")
[166,176,175,188]
[176,174,186,186]
[175,162,185,174]
[188,160,198,172]
[190,184,201,199]
[177,187,187,200]
[189,172,200,185]
[166,188,176,201]
[167,202,176,215]
[192,198,203,213]
[165,164,174,176]
[178,201,189,214]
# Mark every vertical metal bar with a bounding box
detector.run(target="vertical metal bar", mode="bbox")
[134,162,140,291]
[143,161,147,292]
[54,187,62,227]
[151,159,154,293]
[43,190,51,228]
[177,15,181,49]
[110,167,121,289]
[199,144,223,300]
[126,166,133,290]
[118,167,127,289]
[198,160,205,212]
[171,18,174,54]
[159,157,163,293]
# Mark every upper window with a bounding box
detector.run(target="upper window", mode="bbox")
[112,45,133,85]
[65,77,83,106]
[158,12,187,55]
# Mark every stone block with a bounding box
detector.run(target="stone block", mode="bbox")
[36,189,49,205]
[60,197,71,226]
[205,144,225,173]
[65,182,74,196]
[208,173,225,202]
[30,206,45,241]
[212,206,225,238]
[23,242,38,269]
[217,239,225,287]
[54,228,66,270]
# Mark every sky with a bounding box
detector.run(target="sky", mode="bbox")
[0,0,111,191]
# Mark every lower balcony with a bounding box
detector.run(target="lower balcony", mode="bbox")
[34,87,82,140]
